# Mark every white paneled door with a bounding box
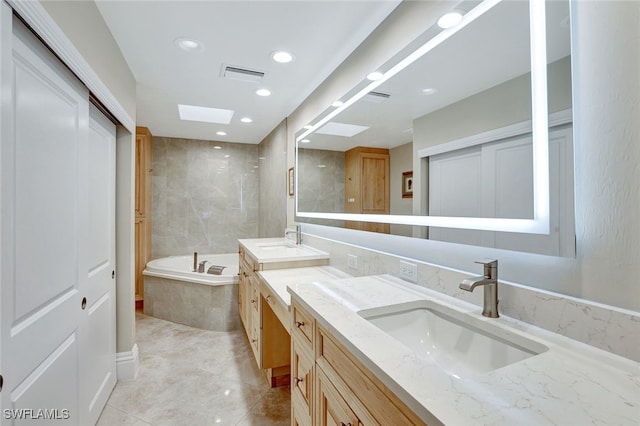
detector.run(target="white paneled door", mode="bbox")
[1,10,116,425]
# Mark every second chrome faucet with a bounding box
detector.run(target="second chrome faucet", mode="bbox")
[459,259,499,318]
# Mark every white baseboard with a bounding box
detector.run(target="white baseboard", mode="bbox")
[116,343,139,381]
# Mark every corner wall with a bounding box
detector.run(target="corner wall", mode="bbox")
[258,119,288,237]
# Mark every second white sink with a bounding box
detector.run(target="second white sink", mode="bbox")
[359,300,548,376]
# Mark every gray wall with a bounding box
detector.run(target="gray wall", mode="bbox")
[152,137,259,257]
[258,120,288,237]
[389,142,413,236]
[297,148,345,213]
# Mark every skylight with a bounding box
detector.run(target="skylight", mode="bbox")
[178,104,234,124]
[315,122,369,137]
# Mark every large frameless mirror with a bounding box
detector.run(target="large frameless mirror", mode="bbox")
[295,0,574,257]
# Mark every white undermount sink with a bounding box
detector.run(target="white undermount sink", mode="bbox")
[255,242,295,250]
[359,300,548,376]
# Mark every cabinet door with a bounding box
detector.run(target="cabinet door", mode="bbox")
[360,153,389,214]
[316,367,360,426]
[292,338,314,423]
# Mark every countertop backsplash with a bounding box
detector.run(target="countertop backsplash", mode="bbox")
[302,233,640,362]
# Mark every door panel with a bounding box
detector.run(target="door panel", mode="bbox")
[2,16,89,423]
[81,104,117,425]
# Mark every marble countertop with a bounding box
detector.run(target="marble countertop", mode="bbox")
[238,238,329,263]
[288,274,640,425]
[258,266,352,310]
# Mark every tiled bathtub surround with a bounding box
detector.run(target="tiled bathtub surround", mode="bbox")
[303,233,640,362]
[152,137,259,258]
[143,276,241,332]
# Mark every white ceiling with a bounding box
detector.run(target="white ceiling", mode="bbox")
[95,0,402,144]
[302,0,571,152]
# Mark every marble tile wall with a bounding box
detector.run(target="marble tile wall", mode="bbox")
[152,137,259,258]
[258,120,287,237]
[303,233,640,362]
[297,148,344,213]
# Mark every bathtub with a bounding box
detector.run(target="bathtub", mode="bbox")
[142,253,241,332]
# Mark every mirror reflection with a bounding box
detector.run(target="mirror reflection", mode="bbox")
[295,0,574,256]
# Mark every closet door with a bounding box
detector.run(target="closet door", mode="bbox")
[1,12,88,423]
[79,104,116,425]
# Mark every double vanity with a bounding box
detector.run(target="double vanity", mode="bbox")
[238,237,639,425]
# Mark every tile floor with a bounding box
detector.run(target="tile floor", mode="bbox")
[98,312,290,426]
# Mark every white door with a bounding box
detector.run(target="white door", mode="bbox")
[79,105,116,425]
[1,11,114,424]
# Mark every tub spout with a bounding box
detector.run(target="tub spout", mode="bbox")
[198,260,208,273]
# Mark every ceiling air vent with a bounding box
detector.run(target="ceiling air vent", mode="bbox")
[221,65,265,83]
[363,91,391,103]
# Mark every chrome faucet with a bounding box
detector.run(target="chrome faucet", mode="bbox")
[285,224,302,245]
[198,260,208,273]
[192,252,198,272]
[459,260,499,318]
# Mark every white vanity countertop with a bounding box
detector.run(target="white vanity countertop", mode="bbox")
[288,274,640,426]
[258,266,352,310]
[238,238,329,263]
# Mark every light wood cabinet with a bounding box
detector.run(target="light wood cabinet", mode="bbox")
[290,299,428,426]
[239,244,329,387]
[135,126,153,301]
[344,147,390,234]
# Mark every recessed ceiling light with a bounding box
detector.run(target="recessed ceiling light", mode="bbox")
[178,104,234,124]
[213,146,222,150]
[301,139,311,143]
[256,89,271,97]
[224,154,230,158]
[240,117,253,123]
[216,131,227,136]
[367,71,383,81]
[331,100,344,107]
[174,37,204,52]
[303,125,313,130]
[270,50,295,63]
[437,11,463,29]
[421,88,438,95]
[317,164,326,168]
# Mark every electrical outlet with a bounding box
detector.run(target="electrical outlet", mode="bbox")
[347,254,358,269]
[399,260,418,283]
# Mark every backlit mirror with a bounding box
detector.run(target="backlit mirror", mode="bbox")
[295,0,574,257]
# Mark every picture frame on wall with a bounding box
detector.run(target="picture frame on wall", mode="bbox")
[288,167,295,196]
[402,171,413,198]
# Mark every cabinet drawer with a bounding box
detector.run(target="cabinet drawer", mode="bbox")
[318,326,424,426]
[260,280,290,330]
[292,302,314,349]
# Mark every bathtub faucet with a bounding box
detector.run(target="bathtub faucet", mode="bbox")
[192,252,198,272]
[198,260,208,273]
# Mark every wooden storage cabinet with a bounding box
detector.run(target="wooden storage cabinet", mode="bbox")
[135,126,153,301]
[344,147,390,234]
[290,299,427,426]
[239,243,307,387]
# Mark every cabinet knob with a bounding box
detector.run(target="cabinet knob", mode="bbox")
[295,377,303,385]
[295,321,305,328]
[251,299,256,304]
[340,423,352,426]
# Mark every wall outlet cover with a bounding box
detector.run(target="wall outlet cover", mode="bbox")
[399,260,418,283]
